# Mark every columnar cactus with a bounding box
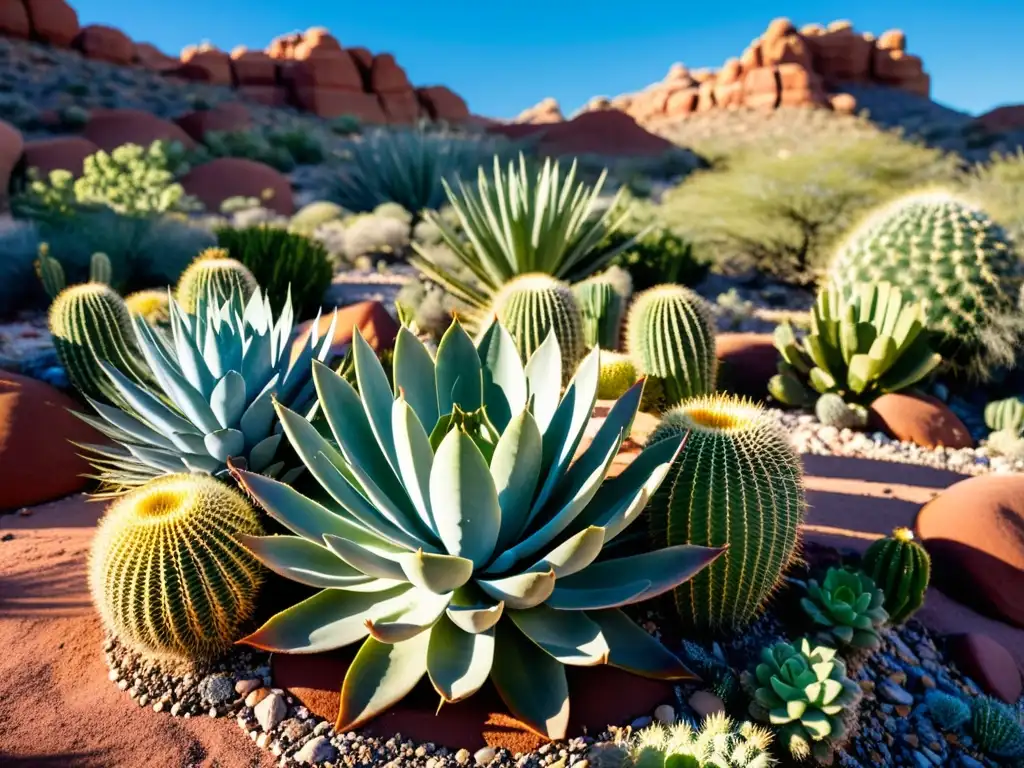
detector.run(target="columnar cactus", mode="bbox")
[573,275,627,349]
[985,396,1024,436]
[49,282,155,406]
[35,244,66,299]
[827,191,1023,381]
[861,527,931,624]
[801,568,889,650]
[175,247,259,314]
[646,394,805,631]
[489,273,585,381]
[627,284,717,407]
[88,473,265,659]
[90,252,112,284]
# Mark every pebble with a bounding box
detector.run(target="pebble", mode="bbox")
[254,692,287,732]
[293,735,336,765]
[687,690,725,719]
[474,747,496,766]
[246,688,270,708]
[236,678,262,696]
[653,704,675,725]
[877,680,914,705]
[455,747,471,764]
[629,716,652,730]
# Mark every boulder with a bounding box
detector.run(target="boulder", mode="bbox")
[666,87,699,116]
[0,118,23,202]
[291,88,386,122]
[877,29,906,51]
[133,42,178,71]
[533,110,677,157]
[515,97,564,124]
[759,19,813,69]
[73,24,134,65]
[712,59,744,108]
[379,90,423,123]
[180,45,233,86]
[174,103,251,142]
[293,27,342,60]
[714,333,777,400]
[237,85,289,108]
[230,47,278,86]
[803,23,874,83]
[742,66,780,110]
[739,41,763,73]
[283,51,363,91]
[0,0,30,39]
[777,63,828,107]
[830,92,858,114]
[0,372,105,510]
[22,136,99,176]
[23,0,78,46]
[416,86,469,122]
[946,633,1023,704]
[915,474,1024,628]
[180,157,294,216]
[868,393,973,450]
[290,300,399,365]
[696,80,716,112]
[369,53,412,94]
[82,108,195,152]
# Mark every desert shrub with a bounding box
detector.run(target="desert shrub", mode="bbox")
[199,129,296,172]
[267,127,325,165]
[960,149,1024,246]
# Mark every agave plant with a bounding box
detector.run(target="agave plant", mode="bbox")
[409,153,636,328]
[77,286,337,493]
[233,319,724,738]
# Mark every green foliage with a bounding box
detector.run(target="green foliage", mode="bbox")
[646,394,805,632]
[604,226,709,293]
[49,283,156,407]
[626,285,717,408]
[827,190,1023,382]
[330,114,362,136]
[744,639,861,763]
[960,149,1024,246]
[341,214,411,263]
[199,127,326,173]
[814,393,868,429]
[985,395,1024,435]
[410,154,634,328]
[861,527,930,625]
[801,568,889,650]
[174,248,259,314]
[970,697,1024,758]
[88,473,264,659]
[234,320,724,738]
[76,286,335,494]
[215,226,333,319]
[574,273,628,350]
[769,282,942,407]
[630,713,776,768]
[923,691,970,732]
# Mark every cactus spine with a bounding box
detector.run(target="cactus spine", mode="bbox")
[175,247,259,314]
[861,527,931,624]
[88,474,265,660]
[627,284,717,408]
[48,283,155,406]
[490,273,585,381]
[573,277,626,349]
[645,393,805,631]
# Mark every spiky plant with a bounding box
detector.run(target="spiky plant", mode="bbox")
[598,350,639,400]
[827,191,1023,382]
[409,153,635,330]
[630,713,776,768]
[36,247,112,300]
[861,527,930,624]
[88,473,264,659]
[627,285,717,408]
[234,320,724,738]
[646,394,805,632]
[49,282,156,406]
[574,274,627,350]
[769,282,942,408]
[743,639,862,763]
[801,568,889,651]
[90,251,112,284]
[814,393,868,429]
[678,640,743,711]
[985,395,1024,436]
[174,247,259,314]
[970,697,1024,759]
[923,691,970,731]
[490,273,585,381]
[124,289,171,327]
[76,286,337,494]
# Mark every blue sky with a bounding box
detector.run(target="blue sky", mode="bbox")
[71,0,1023,119]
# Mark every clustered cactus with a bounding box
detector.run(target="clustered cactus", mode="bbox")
[630,713,776,768]
[985,395,1024,436]
[646,394,805,632]
[860,527,930,624]
[88,473,265,659]
[801,568,889,651]
[36,248,112,299]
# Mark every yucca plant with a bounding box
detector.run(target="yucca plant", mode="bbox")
[769,281,942,407]
[75,285,337,494]
[409,153,635,329]
[234,319,724,739]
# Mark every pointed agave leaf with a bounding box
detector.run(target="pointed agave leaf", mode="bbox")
[524,331,561,433]
[477,569,556,610]
[509,606,610,666]
[393,327,438,429]
[83,397,177,451]
[336,633,431,731]
[392,397,438,537]
[364,589,452,643]
[880,345,942,393]
[96,361,199,437]
[429,430,501,568]
[396,549,474,594]
[588,609,694,679]
[491,619,570,740]
[352,329,400,473]
[237,534,375,588]
[427,614,495,703]
[446,601,505,634]
[323,533,407,581]
[476,320,528,433]
[528,525,606,578]
[247,433,282,472]
[544,579,652,610]
[435,319,483,416]
[238,384,278,445]
[204,428,245,462]
[490,409,544,553]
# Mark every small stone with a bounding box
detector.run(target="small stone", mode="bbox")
[246,688,270,708]
[888,671,907,686]
[629,716,652,729]
[895,705,911,717]
[860,680,875,694]
[687,691,725,719]
[170,702,182,717]
[153,701,164,713]
[904,734,919,748]
[236,678,262,696]
[108,669,119,682]
[256,732,271,749]
[199,673,235,705]
[208,707,218,718]
[877,680,914,705]
[294,735,337,765]
[455,747,471,764]
[254,692,287,732]
[138,694,149,707]
[920,674,936,689]
[653,704,675,725]
[474,746,496,766]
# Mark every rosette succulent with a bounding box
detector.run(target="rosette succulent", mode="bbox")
[801,568,889,650]
[234,319,724,738]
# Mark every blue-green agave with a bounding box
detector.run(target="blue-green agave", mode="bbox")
[77,286,337,493]
[233,319,724,739]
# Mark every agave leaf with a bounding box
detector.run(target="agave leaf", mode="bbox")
[392,397,438,537]
[490,408,544,553]
[524,331,562,433]
[808,367,837,394]
[238,385,278,445]
[96,361,199,437]
[509,605,610,666]
[429,430,501,568]
[477,569,556,610]
[323,533,408,581]
[204,428,245,462]
[446,600,505,634]
[544,579,652,610]
[435,319,483,416]
[393,327,438,429]
[240,583,413,653]
[589,609,694,679]
[364,588,452,643]
[396,549,474,594]
[169,301,215,394]
[336,633,431,731]
[352,329,400,473]
[880,345,942,393]
[491,619,570,740]
[247,433,282,472]
[427,614,495,703]
[476,319,528,433]
[237,534,375,588]
[82,397,177,451]
[528,525,606,578]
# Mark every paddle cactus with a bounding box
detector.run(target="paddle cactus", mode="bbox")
[234,321,724,738]
[985,395,1024,436]
[827,191,1023,382]
[924,691,970,731]
[744,639,861,762]
[175,247,259,314]
[861,527,930,624]
[814,393,868,429]
[49,282,156,407]
[627,285,717,408]
[630,713,776,768]
[769,282,941,407]
[88,473,264,659]
[646,394,805,631]
[574,274,627,349]
[970,697,1024,758]
[801,568,889,650]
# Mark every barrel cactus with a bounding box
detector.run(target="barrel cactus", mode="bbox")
[630,713,776,768]
[827,191,1023,382]
[49,282,156,407]
[490,273,585,382]
[627,285,717,408]
[861,527,930,624]
[924,691,970,731]
[124,289,171,327]
[744,639,862,762]
[175,247,259,313]
[573,274,627,349]
[801,568,889,650]
[645,394,805,631]
[88,473,265,659]
[234,320,724,738]
[971,697,1024,759]
[598,350,638,400]
[985,395,1024,436]
[814,393,868,429]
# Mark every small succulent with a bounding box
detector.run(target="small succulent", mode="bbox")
[985,395,1024,436]
[678,640,744,712]
[630,713,776,768]
[814,393,868,430]
[923,690,970,731]
[801,568,889,651]
[970,696,1024,758]
[861,527,930,624]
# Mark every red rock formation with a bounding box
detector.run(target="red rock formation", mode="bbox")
[0,0,30,39]
[514,97,564,124]
[416,86,470,123]
[23,0,78,47]
[180,44,232,86]
[73,24,133,65]
[230,46,277,86]
[179,157,294,215]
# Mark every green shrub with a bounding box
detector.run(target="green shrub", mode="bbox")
[330,114,362,136]
[200,129,296,172]
[267,127,325,165]
[606,226,709,291]
[289,201,347,236]
[960,149,1024,246]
